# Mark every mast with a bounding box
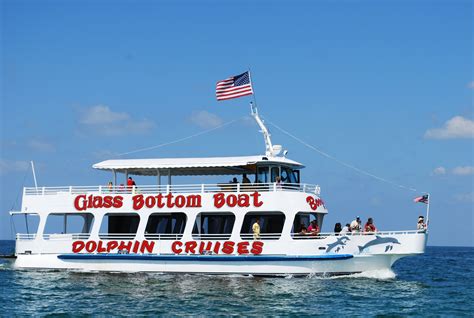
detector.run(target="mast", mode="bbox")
[250,102,282,157]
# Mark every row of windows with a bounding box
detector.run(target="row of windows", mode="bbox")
[19,212,322,240]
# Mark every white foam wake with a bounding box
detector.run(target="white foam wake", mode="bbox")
[340,269,396,280]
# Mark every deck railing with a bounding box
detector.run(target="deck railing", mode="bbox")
[23,183,321,196]
[16,230,424,241]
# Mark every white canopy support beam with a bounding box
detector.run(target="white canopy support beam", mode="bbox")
[112,169,117,186]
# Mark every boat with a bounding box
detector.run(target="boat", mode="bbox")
[11,103,427,275]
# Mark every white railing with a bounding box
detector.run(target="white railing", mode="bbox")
[291,230,423,239]
[144,233,184,240]
[240,233,282,240]
[42,233,91,240]
[191,233,232,240]
[23,183,321,196]
[16,233,37,240]
[98,234,138,240]
[15,229,424,241]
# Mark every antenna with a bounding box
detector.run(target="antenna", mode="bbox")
[250,102,282,157]
[30,161,38,190]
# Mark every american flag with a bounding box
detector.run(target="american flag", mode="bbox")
[414,194,429,204]
[216,71,253,101]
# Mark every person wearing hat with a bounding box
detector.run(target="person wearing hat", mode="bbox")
[308,219,320,236]
[350,216,361,233]
[417,216,426,231]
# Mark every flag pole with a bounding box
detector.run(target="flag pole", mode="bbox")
[248,67,258,108]
[425,193,430,229]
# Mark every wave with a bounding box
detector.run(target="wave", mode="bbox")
[334,269,396,280]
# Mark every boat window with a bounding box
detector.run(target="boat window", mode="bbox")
[291,212,325,239]
[192,212,235,240]
[240,212,286,240]
[11,213,40,238]
[257,166,269,183]
[270,167,279,182]
[99,213,140,240]
[43,213,94,239]
[145,213,186,240]
[281,167,297,184]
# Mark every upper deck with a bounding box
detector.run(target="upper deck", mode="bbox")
[21,182,323,214]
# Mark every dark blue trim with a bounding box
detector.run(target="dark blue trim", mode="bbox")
[57,254,353,262]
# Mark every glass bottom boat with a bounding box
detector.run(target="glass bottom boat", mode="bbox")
[11,105,427,275]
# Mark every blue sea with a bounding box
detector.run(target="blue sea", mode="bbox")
[0,241,472,316]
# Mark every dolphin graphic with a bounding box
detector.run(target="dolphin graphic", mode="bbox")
[326,236,351,253]
[358,236,400,253]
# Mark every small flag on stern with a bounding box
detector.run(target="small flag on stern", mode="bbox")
[216,71,253,101]
[414,194,429,204]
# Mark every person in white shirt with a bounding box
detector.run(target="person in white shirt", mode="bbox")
[340,223,350,234]
[417,216,426,231]
[350,216,361,233]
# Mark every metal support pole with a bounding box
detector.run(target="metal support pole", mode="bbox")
[426,193,431,229]
[113,169,117,186]
[31,161,38,190]
[168,169,171,185]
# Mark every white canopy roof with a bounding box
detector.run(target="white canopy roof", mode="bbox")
[93,155,304,176]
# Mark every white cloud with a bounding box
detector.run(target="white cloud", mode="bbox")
[432,167,446,175]
[78,105,155,136]
[79,105,129,125]
[454,192,474,203]
[452,166,474,176]
[0,160,29,175]
[424,116,474,139]
[190,111,223,129]
[468,81,474,89]
[28,139,55,152]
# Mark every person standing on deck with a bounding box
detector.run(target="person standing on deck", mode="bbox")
[364,217,377,233]
[350,216,362,233]
[252,217,261,240]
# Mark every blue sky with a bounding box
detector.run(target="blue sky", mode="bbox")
[1,0,473,246]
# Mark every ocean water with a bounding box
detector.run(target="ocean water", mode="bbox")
[0,241,472,316]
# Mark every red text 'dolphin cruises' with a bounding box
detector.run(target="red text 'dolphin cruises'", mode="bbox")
[71,240,264,255]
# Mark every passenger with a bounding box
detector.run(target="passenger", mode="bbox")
[252,217,261,240]
[364,217,377,233]
[118,183,125,192]
[417,216,426,231]
[350,216,362,233]
[231,177,238,183]
[242,173,251,184]
[127,177,135,190]
[107,181,113,192]
[298,225,308,236]
[340,223,351,234]
[275,176,282,189]
[334,223,342,235]
[308,220,320,236]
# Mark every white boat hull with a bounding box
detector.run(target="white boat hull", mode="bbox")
[14,231,427,275]
[14,254,409,275]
